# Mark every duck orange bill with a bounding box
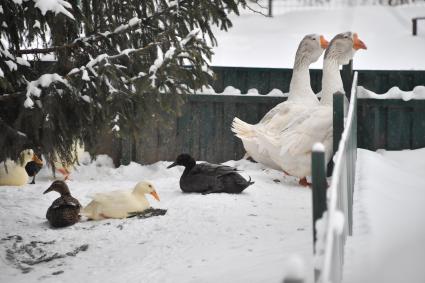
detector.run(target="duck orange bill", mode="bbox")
[320,35,329,49]
[150,191,160,201]
[353,33,367,50]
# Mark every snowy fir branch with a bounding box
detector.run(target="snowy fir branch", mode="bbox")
[0,0,247,164]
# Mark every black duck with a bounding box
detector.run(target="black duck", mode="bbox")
[25,153,43,184]
[167,154,254,194]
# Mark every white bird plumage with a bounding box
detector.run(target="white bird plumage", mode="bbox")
[0,149,34,186]
[82,181,160,220]
[259,32,367,184]
[231,34,329,169]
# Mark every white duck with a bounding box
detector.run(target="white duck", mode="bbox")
[259,32,367,186]
[231,34,329,169]
[82,181,160,220]
[0,149,35,186]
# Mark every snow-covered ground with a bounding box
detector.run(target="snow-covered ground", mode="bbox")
[212,5,425,70]
[0,155,314,283]
[343,148,425,283]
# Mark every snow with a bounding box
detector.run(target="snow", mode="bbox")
[221,86,241,95]
[268,88,286,96]
[0,156,314,283]
[180,28,200,47]
[33,20,41,29]
[343,148,425,283]
[5,60,17,71]
[149,46,164,75]
[313,212,327,269]
[212,5,425,70]
[16,57,31,67]
[312,142,325,152]
[80,95,91,103]
[358,85,425,100]
[284,254,307,281]
[81,69,90,81]
[194,86,288,96]
[247,88,260,95]
[25,73,69,108]
[34,0,75,20]
[164,46,176,60]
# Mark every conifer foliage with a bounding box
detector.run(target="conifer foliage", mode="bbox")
[0,0,245,166]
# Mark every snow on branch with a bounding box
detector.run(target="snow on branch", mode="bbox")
[149,29,200,87]
[33,0,75,20]
[24,73,70,108]
[16,1,187,55]
[66,41,161,80]
[180,29,200,47]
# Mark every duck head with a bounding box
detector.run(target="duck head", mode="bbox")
[19,149,35,166]
[167,154,196,169]
[44,180,71,196]
[32,153,43,165]
[324,32,367,65]
[133,181,160,201]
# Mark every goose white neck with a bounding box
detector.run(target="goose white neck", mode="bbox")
[320,58,344,105]
[288,60,317,104]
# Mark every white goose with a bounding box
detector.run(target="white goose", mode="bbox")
[231,34,329,169]
[259,32,367,186]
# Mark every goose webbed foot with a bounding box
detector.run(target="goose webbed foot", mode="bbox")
[299,177,311,187]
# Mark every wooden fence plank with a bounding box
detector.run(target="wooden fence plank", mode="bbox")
[386,106,412,150]
[96,66,425,165]
[412,108,425,149]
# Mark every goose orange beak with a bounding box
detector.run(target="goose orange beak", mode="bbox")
[353,33,367,50]
[320,35,329,49]
[150,191,160,201]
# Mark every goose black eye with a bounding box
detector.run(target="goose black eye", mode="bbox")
[148,185,152,188]
[312,38,316,40]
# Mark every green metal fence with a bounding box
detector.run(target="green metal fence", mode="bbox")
[120,94,286,165]
[210,66,425,94]
[311,72,359,283]
[114,67,425,165]
[357,99,425,150]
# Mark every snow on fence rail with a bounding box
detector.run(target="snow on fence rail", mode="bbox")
[311,72,358,283]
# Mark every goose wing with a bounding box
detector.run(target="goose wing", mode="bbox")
[280,106,332,156]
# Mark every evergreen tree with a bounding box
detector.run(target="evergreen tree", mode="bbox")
[0,0,245,167]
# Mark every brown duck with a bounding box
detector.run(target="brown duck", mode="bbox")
[44,180,81,228]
